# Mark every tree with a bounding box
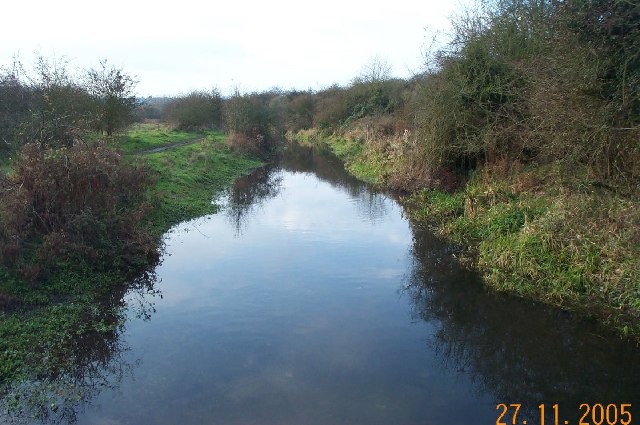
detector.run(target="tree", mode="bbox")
[0,55,93,150]
[85,60,137,135]
[356,55,392,84]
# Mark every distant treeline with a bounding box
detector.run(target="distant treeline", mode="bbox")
[4,0,638,190]
[149,0,639,190]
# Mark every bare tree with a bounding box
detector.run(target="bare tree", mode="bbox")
[357,55,393,84]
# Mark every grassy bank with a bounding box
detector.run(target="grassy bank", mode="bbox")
[291,128,390,186]
[0,125,262,387]
[292,129,640,340]
[114,124,262,234]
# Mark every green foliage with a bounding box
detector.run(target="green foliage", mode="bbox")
[85,60,137,136]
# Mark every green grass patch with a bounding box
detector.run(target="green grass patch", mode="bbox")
[141,135,262,234]
[109,122,212,154]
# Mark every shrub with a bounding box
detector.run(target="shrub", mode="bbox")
[284,92,315,132]
[0,56,137,156]
[411,0,640,189]
[223,92,282,157]
[163,90,223,130]
[0,142,157,284]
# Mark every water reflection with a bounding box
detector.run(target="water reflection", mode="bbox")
[0,272,160,424]
[222,142,390,237]
[223,166,283,236]
[280,142,390,224]
[403,223,640,421]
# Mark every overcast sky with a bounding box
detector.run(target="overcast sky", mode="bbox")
[2,0,459,97]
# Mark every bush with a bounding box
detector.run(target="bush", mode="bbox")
[163,90,223,130]
[0,56,137,155]
[284,92,315,132]
[0,57,93,151]
[223,92,282,157]
[411,0,640,189]
[0,142,157,284]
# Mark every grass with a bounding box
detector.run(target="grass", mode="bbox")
[291,128,390,185]
[409,166,640,339]
[138,131,262,234]
[293,129,640,340]
[109,122,209,153]
[0,125,262,389]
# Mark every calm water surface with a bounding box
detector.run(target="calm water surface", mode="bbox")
[8,143,640,424]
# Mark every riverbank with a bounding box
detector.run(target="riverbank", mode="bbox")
[0,125,262,386]
[291,128,640,340]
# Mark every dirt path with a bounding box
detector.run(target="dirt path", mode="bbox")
[130,136,207,155]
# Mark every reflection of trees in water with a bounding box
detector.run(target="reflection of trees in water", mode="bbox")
[224,141,393,234]
[281,141,390,223]
[223,166,283,236]
[0,271,160,425]
[403,223,640,421]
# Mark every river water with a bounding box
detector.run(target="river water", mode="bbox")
[8,142,640,424]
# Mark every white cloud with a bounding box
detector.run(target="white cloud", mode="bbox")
[3,0,457,96]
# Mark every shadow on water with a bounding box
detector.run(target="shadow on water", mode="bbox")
[403,223,640,421]
[3,141,639,423]
[0,272,161,425]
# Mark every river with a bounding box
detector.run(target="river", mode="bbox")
[6,142,639,424]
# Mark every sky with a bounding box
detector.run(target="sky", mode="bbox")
[1,0,459,97]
